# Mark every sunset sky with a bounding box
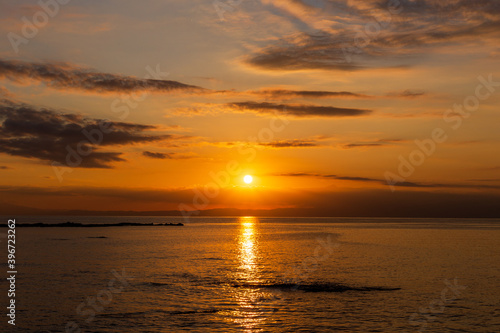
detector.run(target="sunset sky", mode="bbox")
[1,0,500,217]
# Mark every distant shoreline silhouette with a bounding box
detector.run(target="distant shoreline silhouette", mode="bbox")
[1,221,184,227]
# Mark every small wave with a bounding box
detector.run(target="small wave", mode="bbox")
[168,309,219,315]
[100,309,219,318]
[171,272,225,285]
[195,257,224,261]
[142,281,171,287]
[142,278,223,287]
[100,311,147,318]
[140,275,400,293]
[232,282,401,293]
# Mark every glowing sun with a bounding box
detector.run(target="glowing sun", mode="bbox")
[243,175,253,184]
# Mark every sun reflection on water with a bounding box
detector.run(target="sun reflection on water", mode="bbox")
[225,216,274,331]
[238,216,258,279]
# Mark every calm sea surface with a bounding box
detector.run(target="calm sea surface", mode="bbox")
[1,217,499,332]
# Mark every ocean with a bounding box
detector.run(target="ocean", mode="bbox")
[2,216,499,332]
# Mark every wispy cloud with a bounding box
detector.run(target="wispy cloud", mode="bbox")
[142,151,172,159]
[248,88,371,99]
[386,90,426,98]
[342,139,406,149]
[258,139,319,148]
[142,150,195,160]
[279,172,380,183]
[225,101,372,117]
[0,60,429,105]
[244,33,363,71]
[277,172,500,190]
[244,0,500,72]
[0,59,204,95]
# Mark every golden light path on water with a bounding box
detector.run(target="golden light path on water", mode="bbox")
[239,216,257,278]
[226,216,274,332]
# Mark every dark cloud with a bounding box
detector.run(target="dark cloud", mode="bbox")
[226,101,371,117]
[246,88,426,100]
[0,165,11,170]
[343,139,405,149]
[0,99,176,168]
[0,59,205,94]
[142,151,172,159]
[278,172,316,177]
[343,143,385,148]
[259,140,319,148]
[329,175,380,182]
[250,89,369,99]
[279,172,380,183]
[245,32,363,71]
[386,90,426,98]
